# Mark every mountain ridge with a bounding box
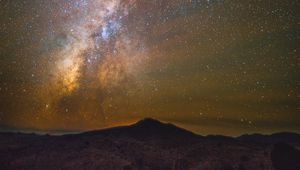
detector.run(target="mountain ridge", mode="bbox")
[1,118,300,144]
[1,118,300,170]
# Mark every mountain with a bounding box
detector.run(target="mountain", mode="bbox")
[82,118,201,140]
[0,118,300,170]
[238,132,300,145]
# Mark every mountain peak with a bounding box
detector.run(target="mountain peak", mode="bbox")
[134,118,165,127]
[82,118,200,140]
[129,118,199,139]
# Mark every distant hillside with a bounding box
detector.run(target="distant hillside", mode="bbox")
[0,118,300,170]
[237,132,300,145]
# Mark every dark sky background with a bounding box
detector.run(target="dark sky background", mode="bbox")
[0,0,299,136]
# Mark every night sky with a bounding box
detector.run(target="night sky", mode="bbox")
[0,0,299,136]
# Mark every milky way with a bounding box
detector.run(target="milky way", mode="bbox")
[0,0,299,135]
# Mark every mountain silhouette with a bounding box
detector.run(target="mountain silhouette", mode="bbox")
[238,132,300,144]
[0,118,299,170]
[83,118,200,140]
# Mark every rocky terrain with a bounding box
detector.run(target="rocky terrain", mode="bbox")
[0,118,299,170]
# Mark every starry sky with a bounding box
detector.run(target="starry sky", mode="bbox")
[0,0,299,136]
